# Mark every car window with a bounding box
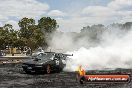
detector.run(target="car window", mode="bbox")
[38,53,54,61]
[36,53,45,58]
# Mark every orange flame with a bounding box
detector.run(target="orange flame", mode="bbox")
[78,65,86,76]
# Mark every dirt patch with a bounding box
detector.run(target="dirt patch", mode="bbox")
[0,64,131,88]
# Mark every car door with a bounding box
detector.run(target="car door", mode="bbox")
[54,57,60,67]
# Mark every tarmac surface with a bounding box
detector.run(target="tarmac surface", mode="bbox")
[0,63,132,88]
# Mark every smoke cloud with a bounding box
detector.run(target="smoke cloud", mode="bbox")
[48,28,132,71]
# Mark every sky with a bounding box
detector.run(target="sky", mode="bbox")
[0,0,132,32]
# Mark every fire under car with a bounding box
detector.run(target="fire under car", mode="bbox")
[22,52,73,74]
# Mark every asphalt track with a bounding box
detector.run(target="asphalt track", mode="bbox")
[0,63,132,88]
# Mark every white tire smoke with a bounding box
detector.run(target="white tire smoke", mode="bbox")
[49,29,132,71]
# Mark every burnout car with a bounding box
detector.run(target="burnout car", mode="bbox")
[22,52,72,74]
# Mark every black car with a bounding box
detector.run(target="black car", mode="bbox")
[22,52,72,74]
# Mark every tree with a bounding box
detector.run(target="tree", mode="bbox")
[18,17,35,38]
[18,17,46,50]
[38,17,58,34]
[80,24,105,40]
[0,24,18,55]
[26,25,46,50]
[123,22,132,29]
[38,17,59,49]
[0,27,6,49]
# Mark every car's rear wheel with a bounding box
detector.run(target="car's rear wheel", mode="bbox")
[46,65,51,74]
[57,68,63,73]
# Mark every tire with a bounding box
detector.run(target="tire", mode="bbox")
[56,67,62,73]
[46,65,51,74]
[79,76,86,84]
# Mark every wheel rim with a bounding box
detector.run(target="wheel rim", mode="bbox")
[47,65,51,74]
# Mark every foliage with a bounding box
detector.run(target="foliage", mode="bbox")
[0,24,18,49]
[0,16,132,51]
[18,17,45,50]
[38,17,58,34]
